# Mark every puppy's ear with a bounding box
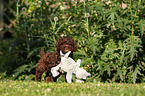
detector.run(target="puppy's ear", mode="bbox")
[64,51,71,57]
[60,50,64,56]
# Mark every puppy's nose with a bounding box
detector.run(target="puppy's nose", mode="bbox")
[64,46,70,52]
[65,47,69,50]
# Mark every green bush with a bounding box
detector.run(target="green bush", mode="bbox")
[4,0,145,83]
[0,40,11,79]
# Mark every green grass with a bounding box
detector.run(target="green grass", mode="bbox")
[0,80,145,96]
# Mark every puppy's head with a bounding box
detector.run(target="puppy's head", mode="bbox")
[55,36,78,52]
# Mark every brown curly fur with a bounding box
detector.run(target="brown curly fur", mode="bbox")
[35,36,78,82]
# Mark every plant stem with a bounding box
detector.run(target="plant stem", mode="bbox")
[53,21,57,43]
[138,0,141,5]
[16,2,19,25]
[86,17,90,38]
[130,0,134,35]
[132,23,134,35]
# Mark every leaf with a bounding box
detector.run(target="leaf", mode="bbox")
[119,50,125,64]
[81,58,94,66]
[139,20,145,37]
[27,47,42,59]
[104,39,117,54]
[97,60,104,75]
[108,12,115,22]
[116,18,131,31]
[117,67,127,81]
[13,65,28,79]
[118,69,123,81]
[123,35,142,61]
[104,64,111,76]
[55,21,67,34]
[25,74,35,80]
[88,38,98,55]
[131,66,141,83]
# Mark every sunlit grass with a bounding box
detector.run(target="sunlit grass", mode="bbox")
[0,80,145,96]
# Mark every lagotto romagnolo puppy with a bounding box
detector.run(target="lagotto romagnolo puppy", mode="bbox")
[51,50,91,83]
[35,36,78,82]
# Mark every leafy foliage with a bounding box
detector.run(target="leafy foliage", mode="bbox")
[1,0,145,83]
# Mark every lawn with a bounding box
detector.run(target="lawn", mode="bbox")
[0,80,145,96]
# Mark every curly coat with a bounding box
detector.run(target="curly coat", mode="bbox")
[35,36,78,82]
